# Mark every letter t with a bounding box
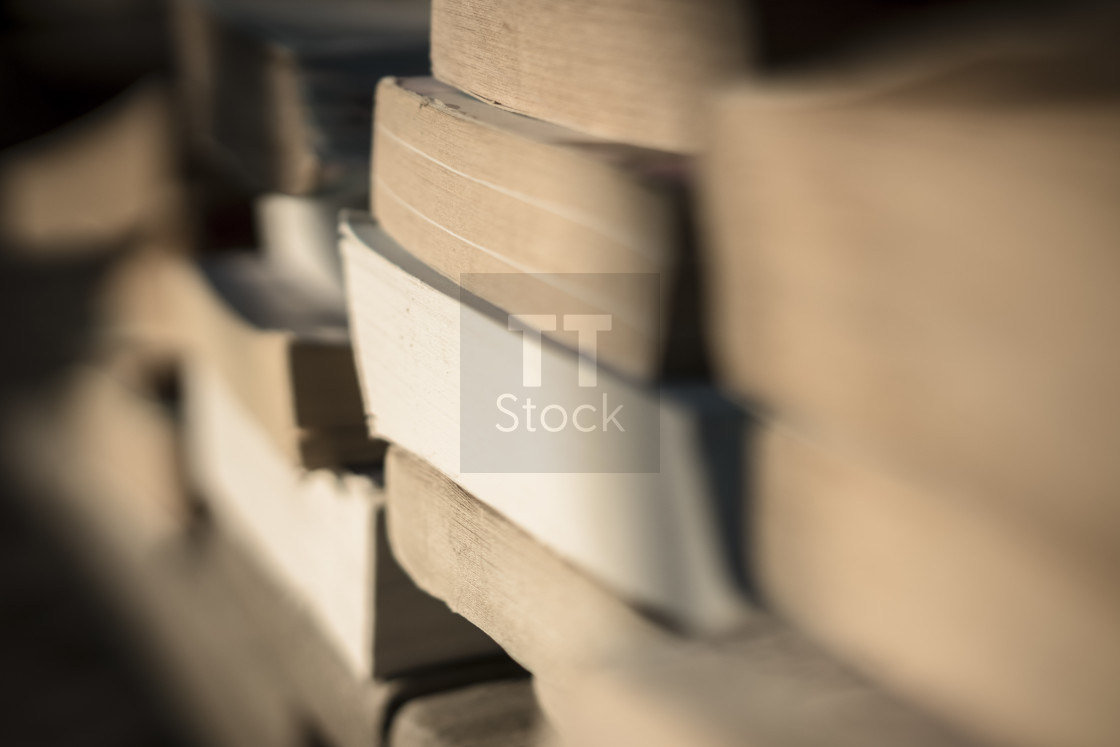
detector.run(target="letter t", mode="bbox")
[508,314,556,387]
[563,314,611,387]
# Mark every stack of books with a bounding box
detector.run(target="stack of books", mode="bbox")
[7,1,1120,747]
[0,76,189,371]
[335,1,1022,746]
[167,2,548,745]
[701,5,1120,747]
[3,2,541,747]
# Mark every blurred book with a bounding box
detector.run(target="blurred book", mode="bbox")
[2,361,517,747]
[173,253,375,468]
[173,248,501,678]
[700,6,1120,747]
[0,78,191,384]
[704,2,1120,538]
[172,0,430,195]
[255,188,361,296]
[429,0,749,153]
[0,79,184,255]
[388,679,550,747]
[183,357,498,679]
[751,423,1120,747]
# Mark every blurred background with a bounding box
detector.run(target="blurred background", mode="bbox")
[1,1,1119,746]
[0,2,420,745]
[0,2,181,745]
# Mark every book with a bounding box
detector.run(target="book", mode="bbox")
[429,0,749,153]
[255,188,362,297]
[0,80,182,255]
[753,424,1120,747]
[184,358,501,678]
[96,239,195,376]
[701,6,1120,559]
[340,212,747,634]
[172,0,429,195]
[382,445,973,747]
[372,76,706,381]
[2,363,520,747]
[389,679,548,747]
[4,362,190,549]
[175,245,502,678]
[173,253,380,468]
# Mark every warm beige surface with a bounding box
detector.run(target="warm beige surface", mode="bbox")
[173,254,379,468]
[0,80,181,253]
[702,13,1120,561]
[96,246,190,364]
[185,360,499,678]
[431,0,748,153]
[1,367,515,747]
[383,445,973,747]
[256,190,359,296]
[754,425,1120,747]
[373,77,682,380]
[389,679,547,747]
[3,364,190,548]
